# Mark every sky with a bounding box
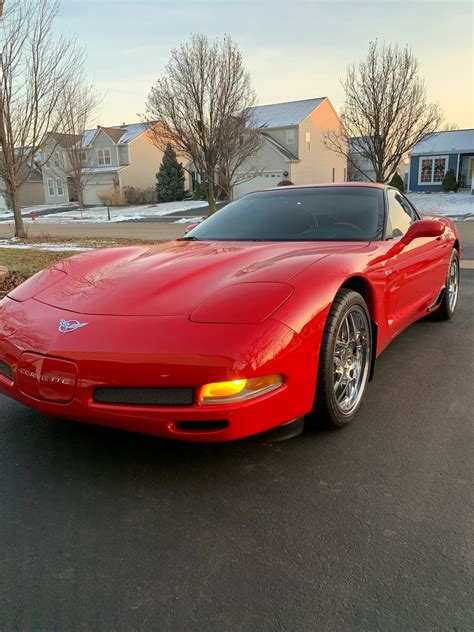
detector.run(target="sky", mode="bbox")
[56,0,473,129]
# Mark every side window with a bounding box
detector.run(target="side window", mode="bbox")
[396,193,418,221]
[387,190,412,238]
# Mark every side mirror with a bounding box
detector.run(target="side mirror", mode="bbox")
[402,219,445,244]
[184,222,199,235]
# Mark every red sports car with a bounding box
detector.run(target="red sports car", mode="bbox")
[0,184,460,441]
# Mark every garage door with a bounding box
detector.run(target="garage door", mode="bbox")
[83,183,112,206]
[233,173,285,199]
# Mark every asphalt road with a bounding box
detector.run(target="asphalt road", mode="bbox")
[1,273,473,631]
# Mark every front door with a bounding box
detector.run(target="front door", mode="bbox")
[385,189,449,333]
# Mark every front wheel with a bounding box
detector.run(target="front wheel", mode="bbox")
[434,250,460,320]
[311,289,372,428]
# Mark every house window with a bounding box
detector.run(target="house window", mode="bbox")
[47,178,55,196]
[286,129,295,144]
[419,155,448,184]
[81,151,87,163]
[52,152,61,169]
[56,179,64,196]
[305,132,311,152]
[97,148,112,166]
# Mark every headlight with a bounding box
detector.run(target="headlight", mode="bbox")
[199,374,283,405]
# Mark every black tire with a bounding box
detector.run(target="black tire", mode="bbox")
[433,249,460,321]
[309,289,372,429]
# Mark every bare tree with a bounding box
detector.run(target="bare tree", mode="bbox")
[325,42,443,183]
[145,34,259,212]
[0,0,84,237]
[442,122,460,131]
[53,81,100,211]
[216,112,263,200]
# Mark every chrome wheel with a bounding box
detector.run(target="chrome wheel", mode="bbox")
[448,257,459,312]
[333,305,371,416]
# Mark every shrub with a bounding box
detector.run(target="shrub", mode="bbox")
[389,172,404,192]
[97,185,125,207]
[123,186,156,205]
[442,168,458,192]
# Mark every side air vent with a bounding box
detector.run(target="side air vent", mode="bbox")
[0,360,13,381]
[93,387,195,406]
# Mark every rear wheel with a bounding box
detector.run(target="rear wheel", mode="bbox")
[434,250,460,320]
[310,289,372,428]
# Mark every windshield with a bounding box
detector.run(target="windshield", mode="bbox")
[186,186,385,242]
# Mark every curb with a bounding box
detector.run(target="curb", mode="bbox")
[460,260,474,270]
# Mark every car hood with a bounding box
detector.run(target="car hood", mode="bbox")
[33,240,369,316]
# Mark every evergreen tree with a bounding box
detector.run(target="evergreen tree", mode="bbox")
[442,168,458,192]
[389,172,405,192]
[156,144,185,202]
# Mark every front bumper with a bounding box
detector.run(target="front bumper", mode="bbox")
[0,297,319,441]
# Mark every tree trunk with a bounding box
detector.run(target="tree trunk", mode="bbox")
[10,184,26,238]
[207,176,217,214]
[77,183,85,210]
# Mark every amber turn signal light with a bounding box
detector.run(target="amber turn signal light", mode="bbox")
[199,375,283,405]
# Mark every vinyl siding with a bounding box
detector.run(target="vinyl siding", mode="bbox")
[41,138,70,204]
[118,134,165,190]
[92,131,118,167]
[233,136,291,198]
[264,126,299,158]
[18,181,45,207]
[409,153,458,192]
[291,98,346,185]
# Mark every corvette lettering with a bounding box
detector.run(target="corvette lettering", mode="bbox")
[19,368,73,385]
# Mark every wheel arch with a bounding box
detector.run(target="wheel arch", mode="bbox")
[338,275,378,381]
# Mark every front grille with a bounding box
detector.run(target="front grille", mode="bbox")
[0,360,13,381]
[93,387,195,406]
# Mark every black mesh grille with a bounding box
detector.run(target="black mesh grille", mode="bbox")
[0,360,13,381]
[93,387,194,406]
[175,421,229,432]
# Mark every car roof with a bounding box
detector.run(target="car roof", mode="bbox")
[261,182,388,193]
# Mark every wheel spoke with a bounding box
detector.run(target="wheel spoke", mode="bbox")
[336,380,349,403]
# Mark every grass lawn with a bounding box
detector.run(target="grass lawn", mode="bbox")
[0,248,79,279]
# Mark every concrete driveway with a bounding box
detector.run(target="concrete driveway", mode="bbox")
[0,272,472,630]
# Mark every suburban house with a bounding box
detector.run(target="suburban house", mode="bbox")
[407,129,474,192]
[0,152,45,210]
[233,97,347,198]
[41,123,188,206]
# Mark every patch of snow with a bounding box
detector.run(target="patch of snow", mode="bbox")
[0,201,208,225]
[0,239,93,252]
[407,191,474,220]
[172,216,204,224]
[0,202,76,220]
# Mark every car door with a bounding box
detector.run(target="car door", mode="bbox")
[384,188,449,331]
